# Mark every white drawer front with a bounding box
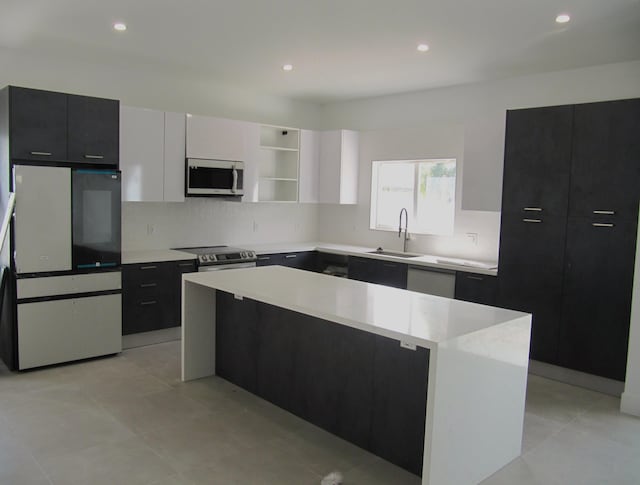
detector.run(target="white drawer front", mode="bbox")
[17,272,121,299]
[18,294,122,369]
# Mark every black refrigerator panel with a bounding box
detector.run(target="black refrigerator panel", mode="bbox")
[72,169,121,270]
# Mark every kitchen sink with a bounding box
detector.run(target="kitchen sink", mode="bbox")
[367,249,423,258]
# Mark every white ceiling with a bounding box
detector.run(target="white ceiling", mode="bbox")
[1,0,639,103]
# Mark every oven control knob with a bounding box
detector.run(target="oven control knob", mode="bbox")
[241,251,246,258]
[201,255,209,262]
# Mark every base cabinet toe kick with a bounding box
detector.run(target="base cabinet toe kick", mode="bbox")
[181,267,531,485]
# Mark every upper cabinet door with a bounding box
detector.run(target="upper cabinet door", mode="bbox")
[501,106,573,217]
[10,87,67,162]
[298,129,320,203]
[67,94,119,165]
[164,112,186,202]
[186,115,245,161]
[318,130,359,204]
[569,98,640,221]
[119,106,165,202]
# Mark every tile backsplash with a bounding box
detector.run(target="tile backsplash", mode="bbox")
[122,199,319,251]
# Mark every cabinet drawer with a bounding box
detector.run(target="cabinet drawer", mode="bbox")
[123,262,174,287]
[454,272,497,306]
[18,294,122,369]
[256,254,285,266]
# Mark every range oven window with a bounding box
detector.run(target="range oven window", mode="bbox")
[72,170,121,269]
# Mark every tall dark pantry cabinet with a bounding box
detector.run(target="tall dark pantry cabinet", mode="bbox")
[498,98,640,382]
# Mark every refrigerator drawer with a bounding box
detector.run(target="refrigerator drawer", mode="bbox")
[17,293,122,369]
[17,272,122,300]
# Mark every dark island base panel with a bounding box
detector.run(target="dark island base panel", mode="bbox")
[215,290,430,476]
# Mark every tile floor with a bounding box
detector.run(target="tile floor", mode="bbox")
[1,340,639,484]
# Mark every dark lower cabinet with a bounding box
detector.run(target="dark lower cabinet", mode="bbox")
[370,335,429,476]
[216,292,259,393]
[122,259,196,335]
[348,256,407,289]
[454,272,497,306]
[256,251,318,272]
[215,294,429,476]
[498,214,567,364]
[558,218,638,380]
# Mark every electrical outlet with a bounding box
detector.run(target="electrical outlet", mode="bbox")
[466,232,478,246]
[400,341,417,351]
[253,221,258,232]
[146,224,155,235]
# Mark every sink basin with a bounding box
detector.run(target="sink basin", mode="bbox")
[367,250,423,259]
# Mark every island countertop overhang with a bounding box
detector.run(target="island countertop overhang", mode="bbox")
[183,266,529,349]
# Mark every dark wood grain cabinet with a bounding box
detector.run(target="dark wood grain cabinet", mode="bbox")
[454,271,497,306]
[67,94,119,165]
[498,98,639,380]
[348,256,407,289]
[6,86,119,166]
[256,251,318,271]
[215,293,429,476]
[122,259,196,335]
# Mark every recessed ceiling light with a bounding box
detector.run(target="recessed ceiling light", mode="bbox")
[417,44,430,52]
[555,13,570,24]
[113,22,127,31]
[282,64,293,72]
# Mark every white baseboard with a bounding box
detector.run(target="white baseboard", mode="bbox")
[528,360,625,397]
[621,390,640,417]
[122,327,181,350]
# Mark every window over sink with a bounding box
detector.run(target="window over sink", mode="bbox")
[370,158,456,236]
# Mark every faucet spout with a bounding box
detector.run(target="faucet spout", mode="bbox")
[398,208,409,252]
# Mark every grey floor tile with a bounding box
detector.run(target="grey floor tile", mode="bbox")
[37,436,176,485]
[0,431,52,485]
[342,456,421,485]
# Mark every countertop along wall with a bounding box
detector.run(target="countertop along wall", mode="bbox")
[316,60,640,262]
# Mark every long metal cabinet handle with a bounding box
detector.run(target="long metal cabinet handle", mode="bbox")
[30,151,52,156]
[467,276,484,281]
[84,154,104,159]
[523,219,542,223]
[593,210,615,215]
[285,254,297,259]
[140,300,157,306]
[258,257,270,261]
[140,265,157,270]
[592,223,614,228]
[140,283,157,288]
[523,207,542,212]
[178,262,194,267]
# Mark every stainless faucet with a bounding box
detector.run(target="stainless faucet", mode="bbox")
[398,208,409,252]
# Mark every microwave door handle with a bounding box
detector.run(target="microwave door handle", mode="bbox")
[232,167,238,193]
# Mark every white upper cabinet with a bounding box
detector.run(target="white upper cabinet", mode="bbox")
[319,129,359,204]
[163,111,186,202]
[120,106,186,202]
[186,115,245,161]
[120,106,165,202]
[299,129,320,203]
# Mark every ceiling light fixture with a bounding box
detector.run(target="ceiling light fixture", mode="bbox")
[417,44,430,52]
[282,64,293,72]
[555,13,570,24]
[113,22,127,31]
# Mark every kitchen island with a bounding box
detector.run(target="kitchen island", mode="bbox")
[182,266,531,485]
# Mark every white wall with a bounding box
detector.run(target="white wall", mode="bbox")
[317,61,640,262]
[622,209,640,416]
[122,200,318,251]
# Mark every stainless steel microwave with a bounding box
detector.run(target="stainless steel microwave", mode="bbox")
[185,158,244,197]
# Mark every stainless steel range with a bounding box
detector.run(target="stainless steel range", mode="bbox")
[174,245,257,272]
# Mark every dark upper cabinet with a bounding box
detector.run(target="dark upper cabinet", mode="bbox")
[6,86,118,166]
[558,217,638,381]
[348,256,407,289]
[569,99,640,220]
[9,87,67,162]
[454,272,497,306]
[502,105,573,217]
[497,214,567,364]
[67,94,119,165]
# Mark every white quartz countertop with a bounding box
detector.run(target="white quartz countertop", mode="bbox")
[240,241,498,276]
[183,266,526,348]
[122,249,196,265]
